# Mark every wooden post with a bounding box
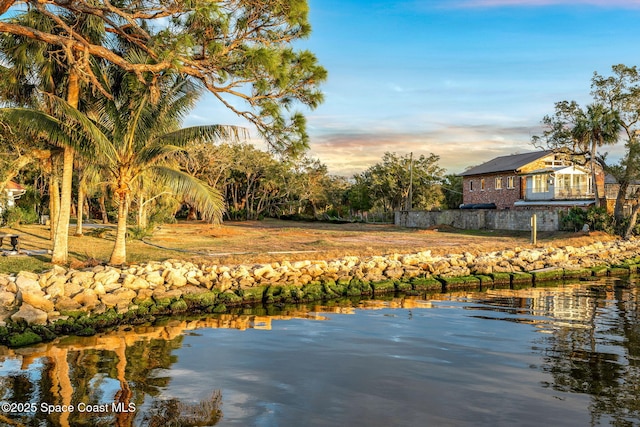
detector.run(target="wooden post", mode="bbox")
[531,214,537,245]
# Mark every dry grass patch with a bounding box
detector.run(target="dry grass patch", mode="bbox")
[0,219,617,274]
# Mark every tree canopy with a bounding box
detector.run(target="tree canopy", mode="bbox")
[0,0,327,153]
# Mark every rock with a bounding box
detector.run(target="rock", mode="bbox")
[11,303,48,325]
[100,288,137,308]
[384,267,405,280]
[92,282,106,295]
[21,292,55,312]
[135,288,154,303]
[46,281,66,298]
[0,291,16,308]
[94,269,121,286]
[73,289,100,309]
[16,276,43,296]
[55,297,82,312]
[70,271,95,286]
[124,277,150,291]
[165,269,187,288]
[145,271,165,287]
[64,282,84,298]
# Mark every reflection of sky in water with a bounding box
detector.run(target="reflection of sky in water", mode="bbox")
[157,304,594,426]
[0,285,637,426]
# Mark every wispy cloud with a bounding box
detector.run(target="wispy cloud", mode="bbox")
[308,124,542,176]
[445,0,640,8]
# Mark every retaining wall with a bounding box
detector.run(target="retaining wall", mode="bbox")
[395,209,561,231]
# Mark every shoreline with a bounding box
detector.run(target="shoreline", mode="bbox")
[1,237,640,347]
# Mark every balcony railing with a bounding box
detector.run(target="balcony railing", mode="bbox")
[525,185,593,201]
[554,186,593,199]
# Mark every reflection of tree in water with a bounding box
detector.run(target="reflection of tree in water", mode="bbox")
[540,286,640,426]
[0,332,223,426]
[143,391,223,427]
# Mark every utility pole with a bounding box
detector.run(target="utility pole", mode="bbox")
[406,152,413,211]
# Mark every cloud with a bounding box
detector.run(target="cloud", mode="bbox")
[308,123,542,176]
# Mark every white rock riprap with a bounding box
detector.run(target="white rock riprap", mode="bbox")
[0,237,639,326]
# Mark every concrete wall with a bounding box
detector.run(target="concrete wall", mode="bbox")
[395,209,561,232]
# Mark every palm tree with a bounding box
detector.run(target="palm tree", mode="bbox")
[0,8,105,263]
[88,71,242,264]
[572,104,621,207]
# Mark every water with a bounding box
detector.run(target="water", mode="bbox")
[0,280,639,426]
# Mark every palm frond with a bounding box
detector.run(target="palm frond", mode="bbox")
[150,165,225,223]
[41,94,117,160]
[0,108,74,148]
[155,125,247,147]
[131,143,186,169]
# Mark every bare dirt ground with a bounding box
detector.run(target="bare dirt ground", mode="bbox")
[1,219,616,273]
[147,219,616,265]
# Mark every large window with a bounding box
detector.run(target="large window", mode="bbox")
[532,174,549,193]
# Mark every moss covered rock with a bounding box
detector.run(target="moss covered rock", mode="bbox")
[370,280,396,294]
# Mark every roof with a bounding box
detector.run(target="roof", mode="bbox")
[5,181,25,191]
[460,150,553,177]
[605,173,640,185]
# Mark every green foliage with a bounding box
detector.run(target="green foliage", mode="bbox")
[560,207,587,232]
[353,152,445,213]
[560,206,614,233]
[2,206,38,226]
[585,206,614,234]
[442,174,463,209]
[128,225,155,241]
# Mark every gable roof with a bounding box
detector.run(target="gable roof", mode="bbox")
[460,150,553,177]
[5,181,25,191]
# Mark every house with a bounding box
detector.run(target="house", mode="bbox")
[0,181,26,215]
[459,151,603,210]
[604,174,640,216]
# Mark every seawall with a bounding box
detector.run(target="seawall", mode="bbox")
[1,237,640,346]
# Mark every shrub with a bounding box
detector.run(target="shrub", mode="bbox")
[2,207,38,227]
[585,206,614,234]
[560,206,614,233]
[560,207,587,231]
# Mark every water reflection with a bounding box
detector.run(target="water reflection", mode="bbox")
[0,282,638,426]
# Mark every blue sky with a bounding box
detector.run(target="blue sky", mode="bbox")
[189,0,640,176]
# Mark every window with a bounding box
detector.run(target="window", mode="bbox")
[495,177,502,190]
[469,181,474,191]
[507,176,515,189]
[480,178,485,191]
[532,174,549,193]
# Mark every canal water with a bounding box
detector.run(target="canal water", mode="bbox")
[0,279,639,426]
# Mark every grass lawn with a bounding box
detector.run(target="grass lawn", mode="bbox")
[0,219,615,274]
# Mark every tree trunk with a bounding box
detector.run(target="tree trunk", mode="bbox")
[614,181,629,222]
[51,146,74,263]
[49,175,60,240]
[98,194,109,224]
[186,204,198,220]
[591,139,600,208]
[136,194,147,229]
[109,194,129,265]
[75,173,85,236]
[624,200,640,239]
[51,71,80,264]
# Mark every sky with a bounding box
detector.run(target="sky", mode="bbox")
[188,0,640,176]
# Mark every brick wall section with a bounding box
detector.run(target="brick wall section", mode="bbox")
[462,172,521,209]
